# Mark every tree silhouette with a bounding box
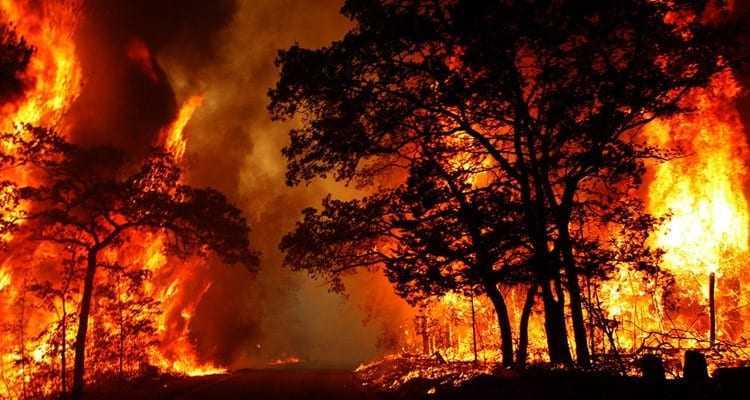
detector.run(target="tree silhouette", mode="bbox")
[27,251,81,396]
[270,0,732,366]
[93,263,159,379]
[0,127,258,399]
[0,24,32,103]
[282,150,531,365]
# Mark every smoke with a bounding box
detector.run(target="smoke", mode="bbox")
[63,0,412,369]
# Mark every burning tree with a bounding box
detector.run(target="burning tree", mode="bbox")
[0,127,258,399]
[270,0,734,367]
[25,252,80,397]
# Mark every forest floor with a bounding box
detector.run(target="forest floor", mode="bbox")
[83,360,750,400]
[86,368,377,400]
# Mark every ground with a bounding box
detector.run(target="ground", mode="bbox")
[87,369,378,400]
[84,363,750,400]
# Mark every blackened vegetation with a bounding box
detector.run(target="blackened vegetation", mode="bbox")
[271,0,738,374]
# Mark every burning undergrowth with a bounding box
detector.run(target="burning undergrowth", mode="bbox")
[355,354,499,392]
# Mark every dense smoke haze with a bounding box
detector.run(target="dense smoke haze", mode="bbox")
[61,0,412,369]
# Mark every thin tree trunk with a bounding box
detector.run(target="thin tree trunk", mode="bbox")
[18,287,27,400]
[60,299,67,399]
[516,283,538,366]
[483,280,514,366]
[709,272,716,347]
[470,292,478,363]
[118,272,125,378]
[119,307,124,377]
[557,218,591,367]
[71,250,98,400]
[586,276,595,356]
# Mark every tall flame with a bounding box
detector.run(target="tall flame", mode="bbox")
[598,70,750,352]
[0,0,81,128]
[146,95,226,376]
[0,3,222,397]
[647,71,749,278]
[160,95,204,161]
[643,70,750,342]
[0,1,83,397]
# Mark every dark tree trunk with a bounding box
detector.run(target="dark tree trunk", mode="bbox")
[516,283,538,366]
[71,250,98,400]
[119,307,124,378]
[709,272,716,347]
[541,277,573,365]
[470,292,478,363]
[557,221,591,367]
[508,124,572,366]
[483,280,514,366]
[526,217,572,364]
[118,272,125,378]
[60,299,67,399]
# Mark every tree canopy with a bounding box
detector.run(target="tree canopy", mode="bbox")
[271,0,734,366]
[0,126,258,399]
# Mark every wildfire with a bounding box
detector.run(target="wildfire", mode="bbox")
[1,0,749,397]
[394,71,750,372]
[0,267,9,290]
[160,95,204,161]
[0,0,81,129]
[644,70,749,342]
[268,356,302,367]
[647,71,749,280]
[0,2,223,397]
[0,1,83,397]
[144,95,228,376]
[595,70,750,356]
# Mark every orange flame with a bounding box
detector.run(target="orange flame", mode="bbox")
[647,71,749,279]
[0,0,82,129]
[0,1,83,397]
[0,3,222,396]
[598,70,750,353]
[160,95,204,161]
